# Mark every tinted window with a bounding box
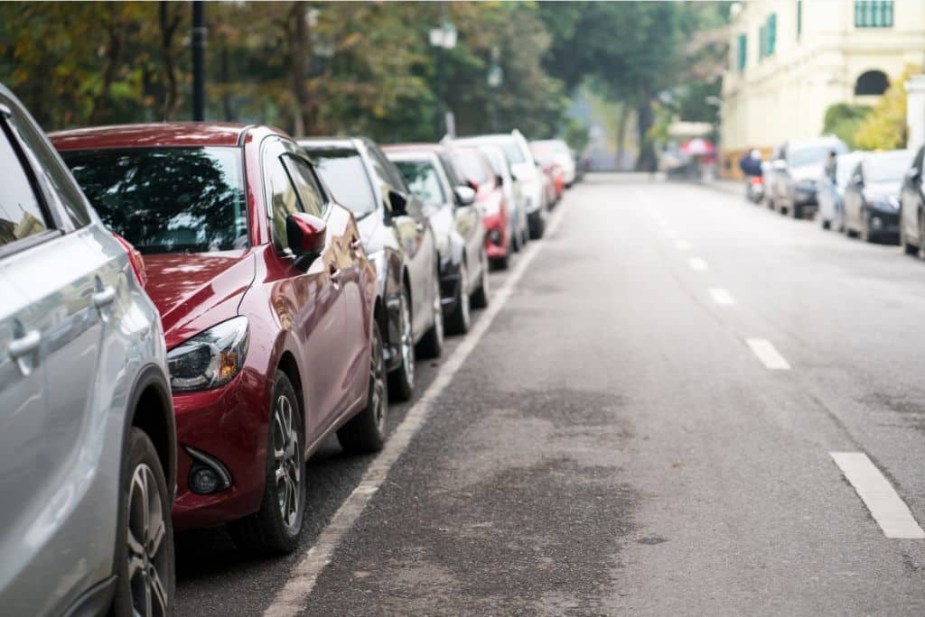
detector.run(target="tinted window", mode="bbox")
[283,156,325,217]
[62,147,247,254]
[393,160,446,208]
[0,123,47,247]
[307,148,377,216]
[266,154,303,251]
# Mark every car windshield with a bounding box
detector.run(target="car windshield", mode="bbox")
[393,159,446,207]
[61,147,247,254]
[458,137,525,165]
[865,152,914,183]
[454,149,491,185]
[790,144,846,168]
[305,147,377,216]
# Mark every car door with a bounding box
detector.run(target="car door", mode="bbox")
[0,105,117,614]
[283,150,368,410]
[438,152,482,286]
[263,138,349,438]
[366,144,435,338]
[902,147,925,243]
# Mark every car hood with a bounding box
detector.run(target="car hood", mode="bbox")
[864,182,901,203]
[143,251,256,348]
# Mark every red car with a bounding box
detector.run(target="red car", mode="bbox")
[531,143,566,205]
[53,123,388,553]
[447,145,512,269]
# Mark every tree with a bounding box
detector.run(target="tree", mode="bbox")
[823,103,871,149]
[854,68,915,151]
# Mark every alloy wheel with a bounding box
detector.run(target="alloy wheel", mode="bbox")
[369,322,387,432]
[127,464,170,617]
[272,394,301,533]
[458,264,470,327]
[399,290,414,388]
[433,276,445,346]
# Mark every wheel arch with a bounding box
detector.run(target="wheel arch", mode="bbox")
[128,364,177,496]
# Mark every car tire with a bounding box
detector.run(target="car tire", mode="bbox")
[415,271,444,359]
[445,261,471,335]
[821,217,830,230]
[387,287,414,402]
[338,319,388,453]
[918,215,925,260]
[229,371,305,555]
[511,225,521,253]
[790,203,800,219]
[860,211,872,243]
[528,211,545,240]
[471,251,490,310]
[112,428,175,617]
[902,223,917,255]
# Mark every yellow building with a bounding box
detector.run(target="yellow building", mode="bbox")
[721,0,925,178]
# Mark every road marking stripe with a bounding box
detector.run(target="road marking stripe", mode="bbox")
[689,257,708,271]
[830,452,925,539]
[746,338,791,370]
[675,240,691,251]
[262,200,571,617]
[709,287,736,305]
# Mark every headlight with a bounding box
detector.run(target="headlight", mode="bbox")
[168,317,249,392]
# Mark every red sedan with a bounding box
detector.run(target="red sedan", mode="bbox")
[53,123,388,553]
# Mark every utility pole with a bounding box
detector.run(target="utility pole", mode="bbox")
[192,0,206,121]
[429,3,456,139]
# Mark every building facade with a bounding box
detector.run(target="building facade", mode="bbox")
[721,0,925,178]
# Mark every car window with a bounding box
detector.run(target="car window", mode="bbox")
[283,155,326,218]
[306,147,378,216]
[0,122,48,248]
[864,152,914,184]
[913,147,925,174]
[265,152,305,252]
[454,149,491,186]
[393,159,446,208]
[7,105,91,229]
[439,153,463,187]
[62,146,247,254]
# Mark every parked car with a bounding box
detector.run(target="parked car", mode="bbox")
[899,145,925,257]
[54,123,387,554]
[531,138,577,187]
[300,137,444,401]
[474,142,529,253]
[817,151,863,231]
[446,144,514,269]
[0,84,177,616]
[843,149,914,243]
[530,142,565,205]
[766,136,848,219]
[383,144,489,335]
[451,130,548,239]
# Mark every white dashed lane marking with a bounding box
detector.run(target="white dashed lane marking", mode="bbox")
[746,338,791,370]
[830,452,925,539]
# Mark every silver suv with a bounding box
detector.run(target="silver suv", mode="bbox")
[0,84,176,616]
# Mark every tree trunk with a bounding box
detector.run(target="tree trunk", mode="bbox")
[635,96,657,173]
[159,1,182,120]
[88,4,124,124]
[615,103,631,171]
[288,1,311,137]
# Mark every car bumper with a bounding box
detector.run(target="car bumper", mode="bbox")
[172,368,269,530]
[868,209,900,237]
[482,212,509,259]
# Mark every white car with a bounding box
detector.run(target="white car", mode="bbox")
[531,138,577,187]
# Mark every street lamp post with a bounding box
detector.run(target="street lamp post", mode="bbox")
[192,0,206,121]
[429,18,457,138]
[487,46,503,132]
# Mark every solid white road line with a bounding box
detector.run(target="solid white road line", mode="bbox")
[830,452,925,539]
[262,196,572,617]
[709,288,736,306]
[746,338,791,370]
[675,240,692,251]
[689,257,708,271]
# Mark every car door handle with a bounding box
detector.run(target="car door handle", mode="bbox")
[9,329,41,359]
[92,286,116,308]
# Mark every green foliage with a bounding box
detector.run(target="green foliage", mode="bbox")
[822,103,871,149]
[854,68,914,151]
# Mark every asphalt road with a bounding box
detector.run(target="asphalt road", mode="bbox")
[176,174,925,616]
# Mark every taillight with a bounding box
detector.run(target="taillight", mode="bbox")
[113,233,147,288]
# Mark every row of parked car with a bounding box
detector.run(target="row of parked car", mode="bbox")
[755,135,925,253]
[0,82,581,616]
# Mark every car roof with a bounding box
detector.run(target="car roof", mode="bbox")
[382,143,446,154]
[50,122,286,150]
[298,137,361,151]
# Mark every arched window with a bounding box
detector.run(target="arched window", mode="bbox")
[855,70,889,96]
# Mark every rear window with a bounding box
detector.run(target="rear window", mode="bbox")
[305,147,377,216]
[61,147,247,254]
[393,159,446,208]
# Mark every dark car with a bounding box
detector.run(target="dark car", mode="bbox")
[843,150,914,243]
[300,138,444,401]
[899,145,925,258]
[817,151,862,232]
[54,123,387,554]
[766,136,848,219]
[384,144,489,336]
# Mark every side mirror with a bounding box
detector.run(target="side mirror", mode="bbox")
[387,189,408,216]
[906,167,922,183]
[286,212,326,259]
[467,179,480,192]
[454,185,476,207]
[851,174,864,187]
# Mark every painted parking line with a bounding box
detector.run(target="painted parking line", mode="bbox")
[675,240,691,251]
[709,288,736,306]
[830,452,925,539]
[262,191,572,617]
[746,338,791,370]
[689,257,708,271]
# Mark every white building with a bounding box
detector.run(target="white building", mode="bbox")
[721,0,925,177]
